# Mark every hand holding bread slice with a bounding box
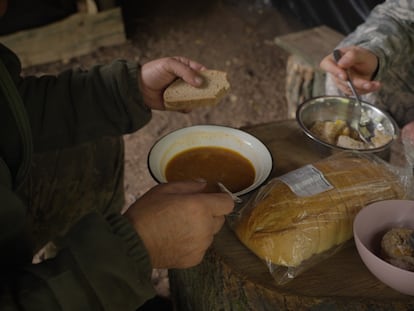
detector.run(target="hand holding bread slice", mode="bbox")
[163,69,230,111]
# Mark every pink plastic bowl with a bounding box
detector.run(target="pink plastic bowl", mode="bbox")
[353,200,414,296]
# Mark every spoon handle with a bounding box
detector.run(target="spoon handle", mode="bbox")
[332,49,362,102]
[332,49,373,145]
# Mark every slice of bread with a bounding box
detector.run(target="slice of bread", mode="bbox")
[163,70,230,111]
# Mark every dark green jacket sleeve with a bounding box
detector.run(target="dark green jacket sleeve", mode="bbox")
[0,43,152,152]
[0,210,156,310]
[0,43,156,309]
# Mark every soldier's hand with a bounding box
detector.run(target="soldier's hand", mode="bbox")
[124,181,234,269]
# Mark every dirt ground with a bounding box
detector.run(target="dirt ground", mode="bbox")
[24,0,306,205]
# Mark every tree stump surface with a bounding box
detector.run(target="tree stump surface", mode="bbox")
[169,119,414,311]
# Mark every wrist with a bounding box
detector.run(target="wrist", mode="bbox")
[124,207,158,267]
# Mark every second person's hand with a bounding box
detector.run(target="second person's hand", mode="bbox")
[320,46,382,95]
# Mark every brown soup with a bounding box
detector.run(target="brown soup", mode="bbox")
[165,146,255,193]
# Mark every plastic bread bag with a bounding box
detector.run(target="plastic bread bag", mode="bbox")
[402,122,414,199]
[229,151,411,285]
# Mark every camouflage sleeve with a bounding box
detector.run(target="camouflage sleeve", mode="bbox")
[338,0,414,81]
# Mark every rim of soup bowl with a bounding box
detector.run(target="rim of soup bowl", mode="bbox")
[147,125,273,196]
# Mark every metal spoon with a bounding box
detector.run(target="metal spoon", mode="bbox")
[332,49,373,146]
[217,182,242,203]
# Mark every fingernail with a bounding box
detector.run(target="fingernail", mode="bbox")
[363,83,371,90]
[194,76,203,85]
[338,73,346,80]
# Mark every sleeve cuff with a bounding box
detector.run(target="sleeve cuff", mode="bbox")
[125,61,152,124]
[106,212,153,277]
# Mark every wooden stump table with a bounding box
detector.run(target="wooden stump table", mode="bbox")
[169,119,414,311]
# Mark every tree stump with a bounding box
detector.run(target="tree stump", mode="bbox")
[274,26,345,119]
[169,120,414,311]
[285,54,318,119]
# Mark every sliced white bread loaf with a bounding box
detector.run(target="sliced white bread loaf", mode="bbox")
[163,70,230,111]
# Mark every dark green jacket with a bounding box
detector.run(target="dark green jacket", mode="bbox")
[0,43,156,310]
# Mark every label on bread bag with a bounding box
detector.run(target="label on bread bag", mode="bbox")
[278,164,333,197]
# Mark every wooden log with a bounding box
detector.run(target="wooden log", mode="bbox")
[169,119,414,311]
[0,7,126,68]
[274,26,345,119]
[285,54,315,119]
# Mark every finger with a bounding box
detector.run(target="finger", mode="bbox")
[331,75,350,92]
[164,57,206,87]
[340,47,379,80]
[343,46,375,66]
[335,82,352,96]
[342,87,353,96]
[156,180,209,194]
[333,72,369,94]
[320,56,347,81]
[334,47,368,70]
[197,192,235,216]
[154,182,234,214]
[351,77,381,93]
[334,48,356,68]
[172,56,207,71]
[362,80,381,92]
